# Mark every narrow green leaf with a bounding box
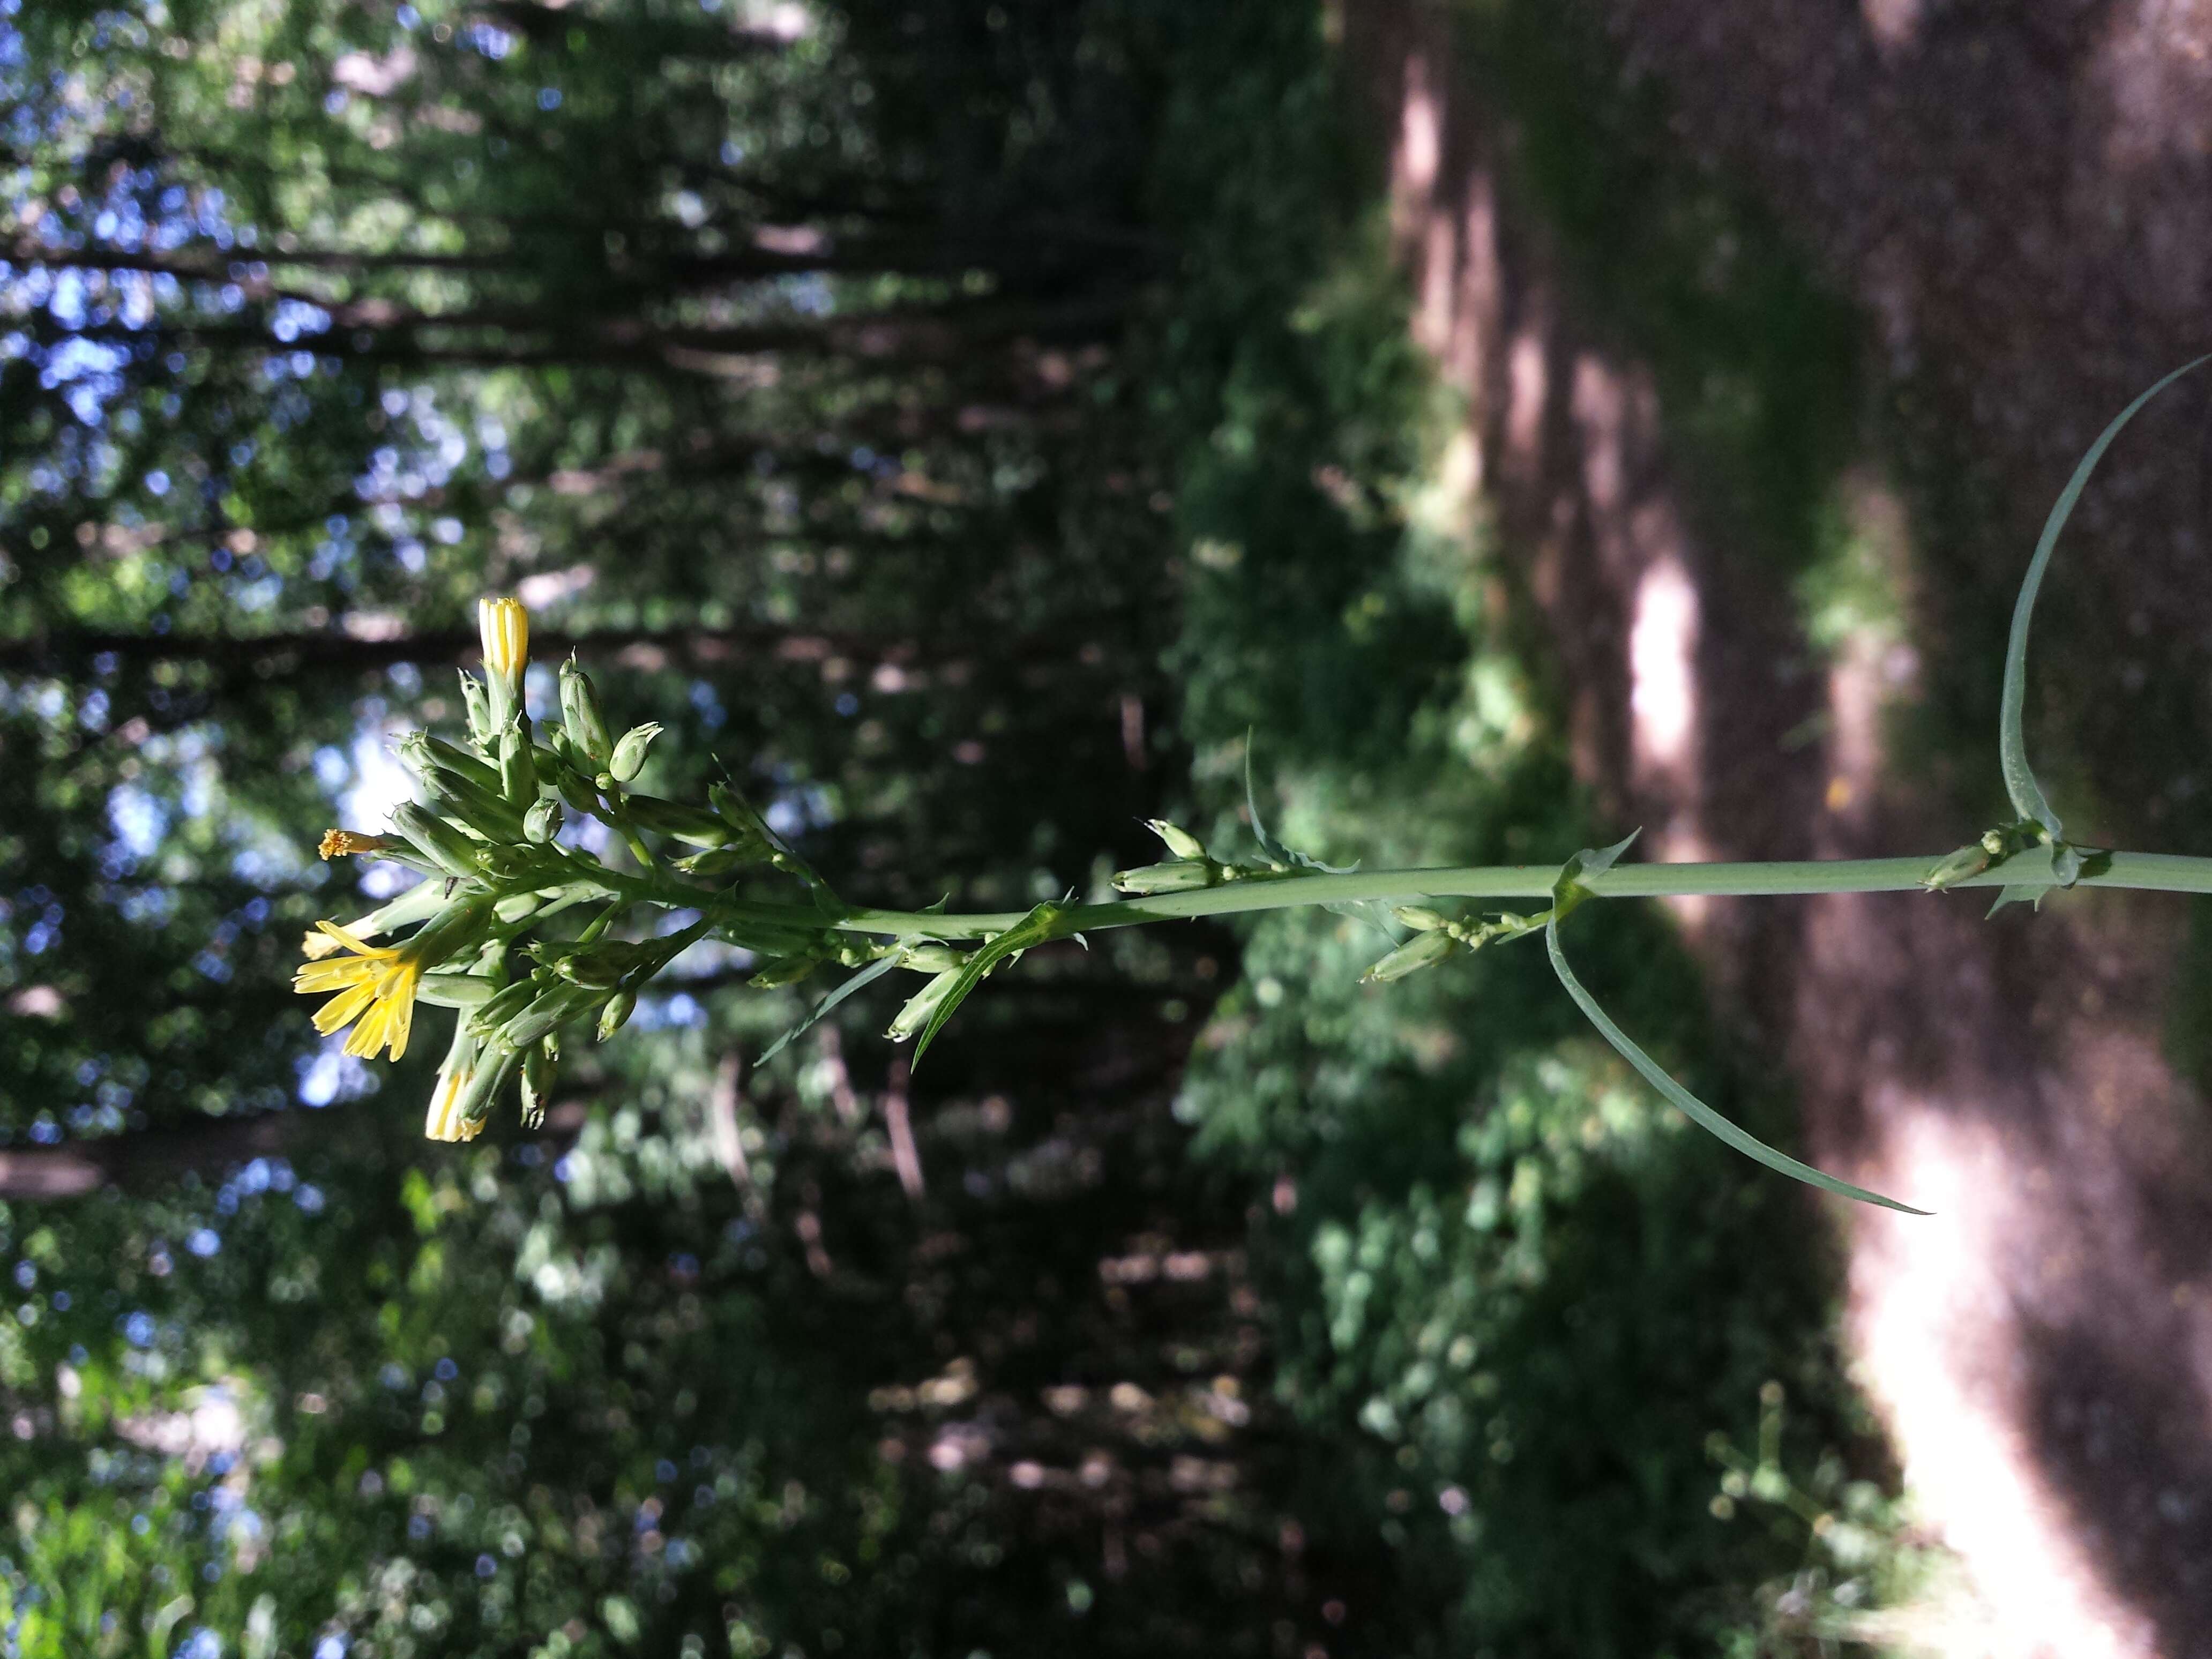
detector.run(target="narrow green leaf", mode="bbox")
[1545,914,1927,1215]
[759,953,903,1065]
[911,902,1065,1066]
[1243,736,1292,866]
[2000,355,2210,840]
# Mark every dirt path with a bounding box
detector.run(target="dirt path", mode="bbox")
[1348,4,2212,1653]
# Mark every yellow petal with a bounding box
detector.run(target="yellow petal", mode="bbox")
[295,956,376,995]
[311,980,380,1037]
[384,982,416,1062]
[315,919,394,959]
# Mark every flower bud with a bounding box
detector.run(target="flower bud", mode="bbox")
[416,972,496,1010]
[748,955,822,989]
[708,781,771,836]
[899,944,969,973]
[1112,861,1216,895]
[470,977,541,1037]
[454,1042,520,1132]
[494,892,543,925]
[405,891,497,974]
[887,968,963,1042]
[1360,928,1458,984]
[479,596,529,724]
[1147,819,1208,861]
[393,802,487,880]
[404,732,503,797]
[623,794,734,847]
[672,843,764,878]
[500,983,597,1050]
[459,671,495,748]
[519,1041,557,1130]
[498,718,536,804]
[552,942,637,990]
[608,722,661,783]
[425,1026,484,1144]
[476,843,559,885]
[418,762,525,841]
[1392,906,1451,932]
[596,989,636,1043]
[558,656,611,765]
[523,797,563,845]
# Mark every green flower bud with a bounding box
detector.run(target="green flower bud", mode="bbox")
[748,954,825,989]
[608,722,661,783]
[899,944,970,973]
[887,968,963,1042]
[1147,819,1208,861]
[404,731,503,796]
[469,977,541,1038]
[459,671,495,748]
[623,794,735,847]
[498,718,536,804]
[494,892,543,925]
[1392,906,1452,931]
[519,1041,557,1130]
[552,763,600,817]
[1112,861,1216,895]
[1920,844,1991,893]
[476,843,558,885]
[708,782,773,837]
[559,656,612,765]
[500,983,598,1050]
[1360,928,1458,984]
[523,797,563,845]
[406,891,497,973]
[416,971,497,1010]
[596,989,637,1043]
[392,803,487,880]
[672,843,764,878]
[454,1040,520,1131]
[552,943,636,990]
[418,763,525,841]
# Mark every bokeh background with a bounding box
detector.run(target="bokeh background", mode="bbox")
[5,1,2212,1655]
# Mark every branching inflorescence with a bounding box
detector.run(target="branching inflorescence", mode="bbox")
[296,361,2211,1216]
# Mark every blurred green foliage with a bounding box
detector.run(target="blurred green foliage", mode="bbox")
[0,1,1923,1655]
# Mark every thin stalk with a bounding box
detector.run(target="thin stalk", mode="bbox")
[822,846,2212,941]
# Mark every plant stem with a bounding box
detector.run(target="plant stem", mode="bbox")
[823,847,2212,941]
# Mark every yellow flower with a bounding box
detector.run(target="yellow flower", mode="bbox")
[293,921,423,1062]
[317,828,395,861]
[424,1049,483,1142]
[478,595,529,682]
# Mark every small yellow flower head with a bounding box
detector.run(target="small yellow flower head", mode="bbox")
[293,921,423,1062]
[479,595,529,681]
[317,828,395,861]
[424,1050,484,1143]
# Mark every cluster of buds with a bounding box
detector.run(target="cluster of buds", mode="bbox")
[297,597,838,1143]
[1359,905,1546,983]
[1110,819,1306,896]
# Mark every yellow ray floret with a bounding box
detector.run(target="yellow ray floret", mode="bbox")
[293,921,423,1062]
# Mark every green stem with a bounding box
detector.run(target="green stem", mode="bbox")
[818,847,2212,941]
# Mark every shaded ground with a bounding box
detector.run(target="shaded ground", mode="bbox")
[1347,2,2212,1653]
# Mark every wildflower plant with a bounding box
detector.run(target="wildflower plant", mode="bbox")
[298,364,2211,1208]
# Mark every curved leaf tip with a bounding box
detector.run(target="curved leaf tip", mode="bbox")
[1544,914,1929,1216]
